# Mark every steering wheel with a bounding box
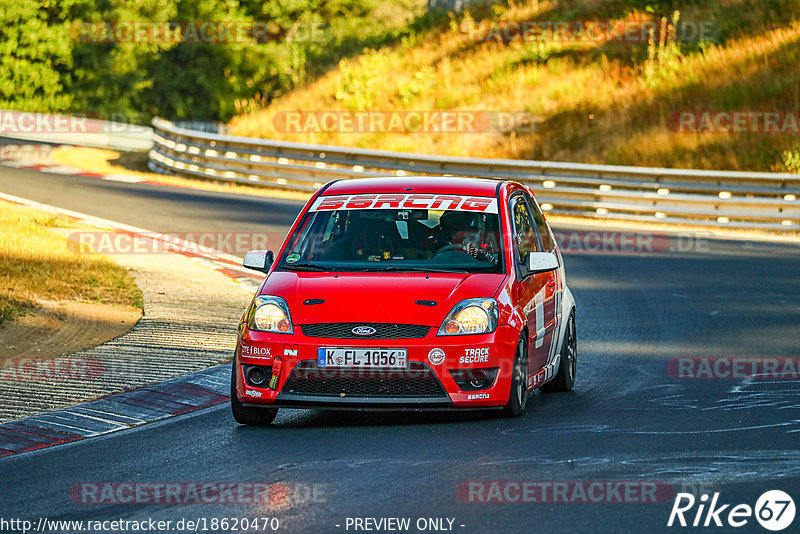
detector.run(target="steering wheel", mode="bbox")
[432,243,473,260]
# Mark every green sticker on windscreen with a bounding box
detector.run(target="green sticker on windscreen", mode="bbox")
[286,254,300,263]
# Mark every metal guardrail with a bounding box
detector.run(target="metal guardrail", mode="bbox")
[149,117,800,231]
[0,110,153,152]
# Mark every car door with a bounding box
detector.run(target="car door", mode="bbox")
[508,192,551,375]
[525,192,561,366]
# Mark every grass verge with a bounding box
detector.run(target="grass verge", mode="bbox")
[0,200,143,324]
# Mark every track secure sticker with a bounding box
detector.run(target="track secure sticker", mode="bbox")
[286,254,300,263]
[460,347,490,364]
[428,348,446,366]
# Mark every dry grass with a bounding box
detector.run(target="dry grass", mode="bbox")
[229,0,800,172]
[0,200,143,323]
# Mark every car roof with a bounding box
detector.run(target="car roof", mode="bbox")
[321,176,504,197]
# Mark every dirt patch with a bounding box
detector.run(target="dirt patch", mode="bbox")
[0,300,141,359]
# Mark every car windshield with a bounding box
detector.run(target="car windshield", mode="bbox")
[278,197,503,274]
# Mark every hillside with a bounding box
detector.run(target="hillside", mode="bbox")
[228,0,800,172]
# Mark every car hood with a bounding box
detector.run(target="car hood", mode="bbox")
[262,271,506,326]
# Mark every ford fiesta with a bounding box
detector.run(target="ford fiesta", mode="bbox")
[232,176,576,425]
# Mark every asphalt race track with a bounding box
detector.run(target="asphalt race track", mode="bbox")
[1,166,799,533]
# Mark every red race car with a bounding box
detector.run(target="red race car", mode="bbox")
[232,176,576,425]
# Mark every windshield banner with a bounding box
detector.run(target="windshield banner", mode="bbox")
[310,194,499,213]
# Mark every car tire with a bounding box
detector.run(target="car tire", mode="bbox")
[230,358,278,425]
[541,311,576,393]
[502,337,529,417]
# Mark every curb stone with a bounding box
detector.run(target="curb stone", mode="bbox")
[0,364,230,457]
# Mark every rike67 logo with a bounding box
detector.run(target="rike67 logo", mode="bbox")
[668,490,795,531]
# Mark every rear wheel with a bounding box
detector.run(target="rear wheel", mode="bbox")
[541,312,576,393]
[502,337,529,417]
[230,358,278,425]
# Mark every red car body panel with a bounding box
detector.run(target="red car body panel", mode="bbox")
[234,177,574,410]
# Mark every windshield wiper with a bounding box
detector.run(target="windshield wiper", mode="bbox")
[362,266,469,274]
[282,263,335,272]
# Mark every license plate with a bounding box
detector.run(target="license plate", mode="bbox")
[317,348,407,368]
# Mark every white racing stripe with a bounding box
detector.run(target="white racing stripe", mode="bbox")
[41,165,83,175]
[101,173,145,183]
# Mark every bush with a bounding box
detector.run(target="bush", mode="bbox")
[0,0,423,122]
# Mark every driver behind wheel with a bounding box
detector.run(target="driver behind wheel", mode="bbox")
[437,211,498,263]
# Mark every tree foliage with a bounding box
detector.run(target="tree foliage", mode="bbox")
[0,0,421,121]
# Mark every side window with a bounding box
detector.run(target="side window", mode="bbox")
[510,195,538,262]
[526,195,554,252]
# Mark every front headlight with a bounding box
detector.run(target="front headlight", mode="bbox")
[438,298,498,336]
[249,295,293,333]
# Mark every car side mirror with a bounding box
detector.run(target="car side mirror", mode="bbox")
[525,251,559,274]
[243,250,274,273]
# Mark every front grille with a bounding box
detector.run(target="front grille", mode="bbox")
[283,361,447,397]
[300,323,430,339]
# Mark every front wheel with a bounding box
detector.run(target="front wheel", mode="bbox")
[230,359,278,425]
[541,312,576,393]
[503,337,529,417]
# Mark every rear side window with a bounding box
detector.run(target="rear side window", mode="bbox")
[527,196,554,252]
[522,191,555,252]
[510,194,538,262]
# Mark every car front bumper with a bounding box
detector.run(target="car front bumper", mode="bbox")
[235,325,520,409]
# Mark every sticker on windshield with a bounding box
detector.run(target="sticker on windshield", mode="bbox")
[286,253,300,263]
[310,194,498,214]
